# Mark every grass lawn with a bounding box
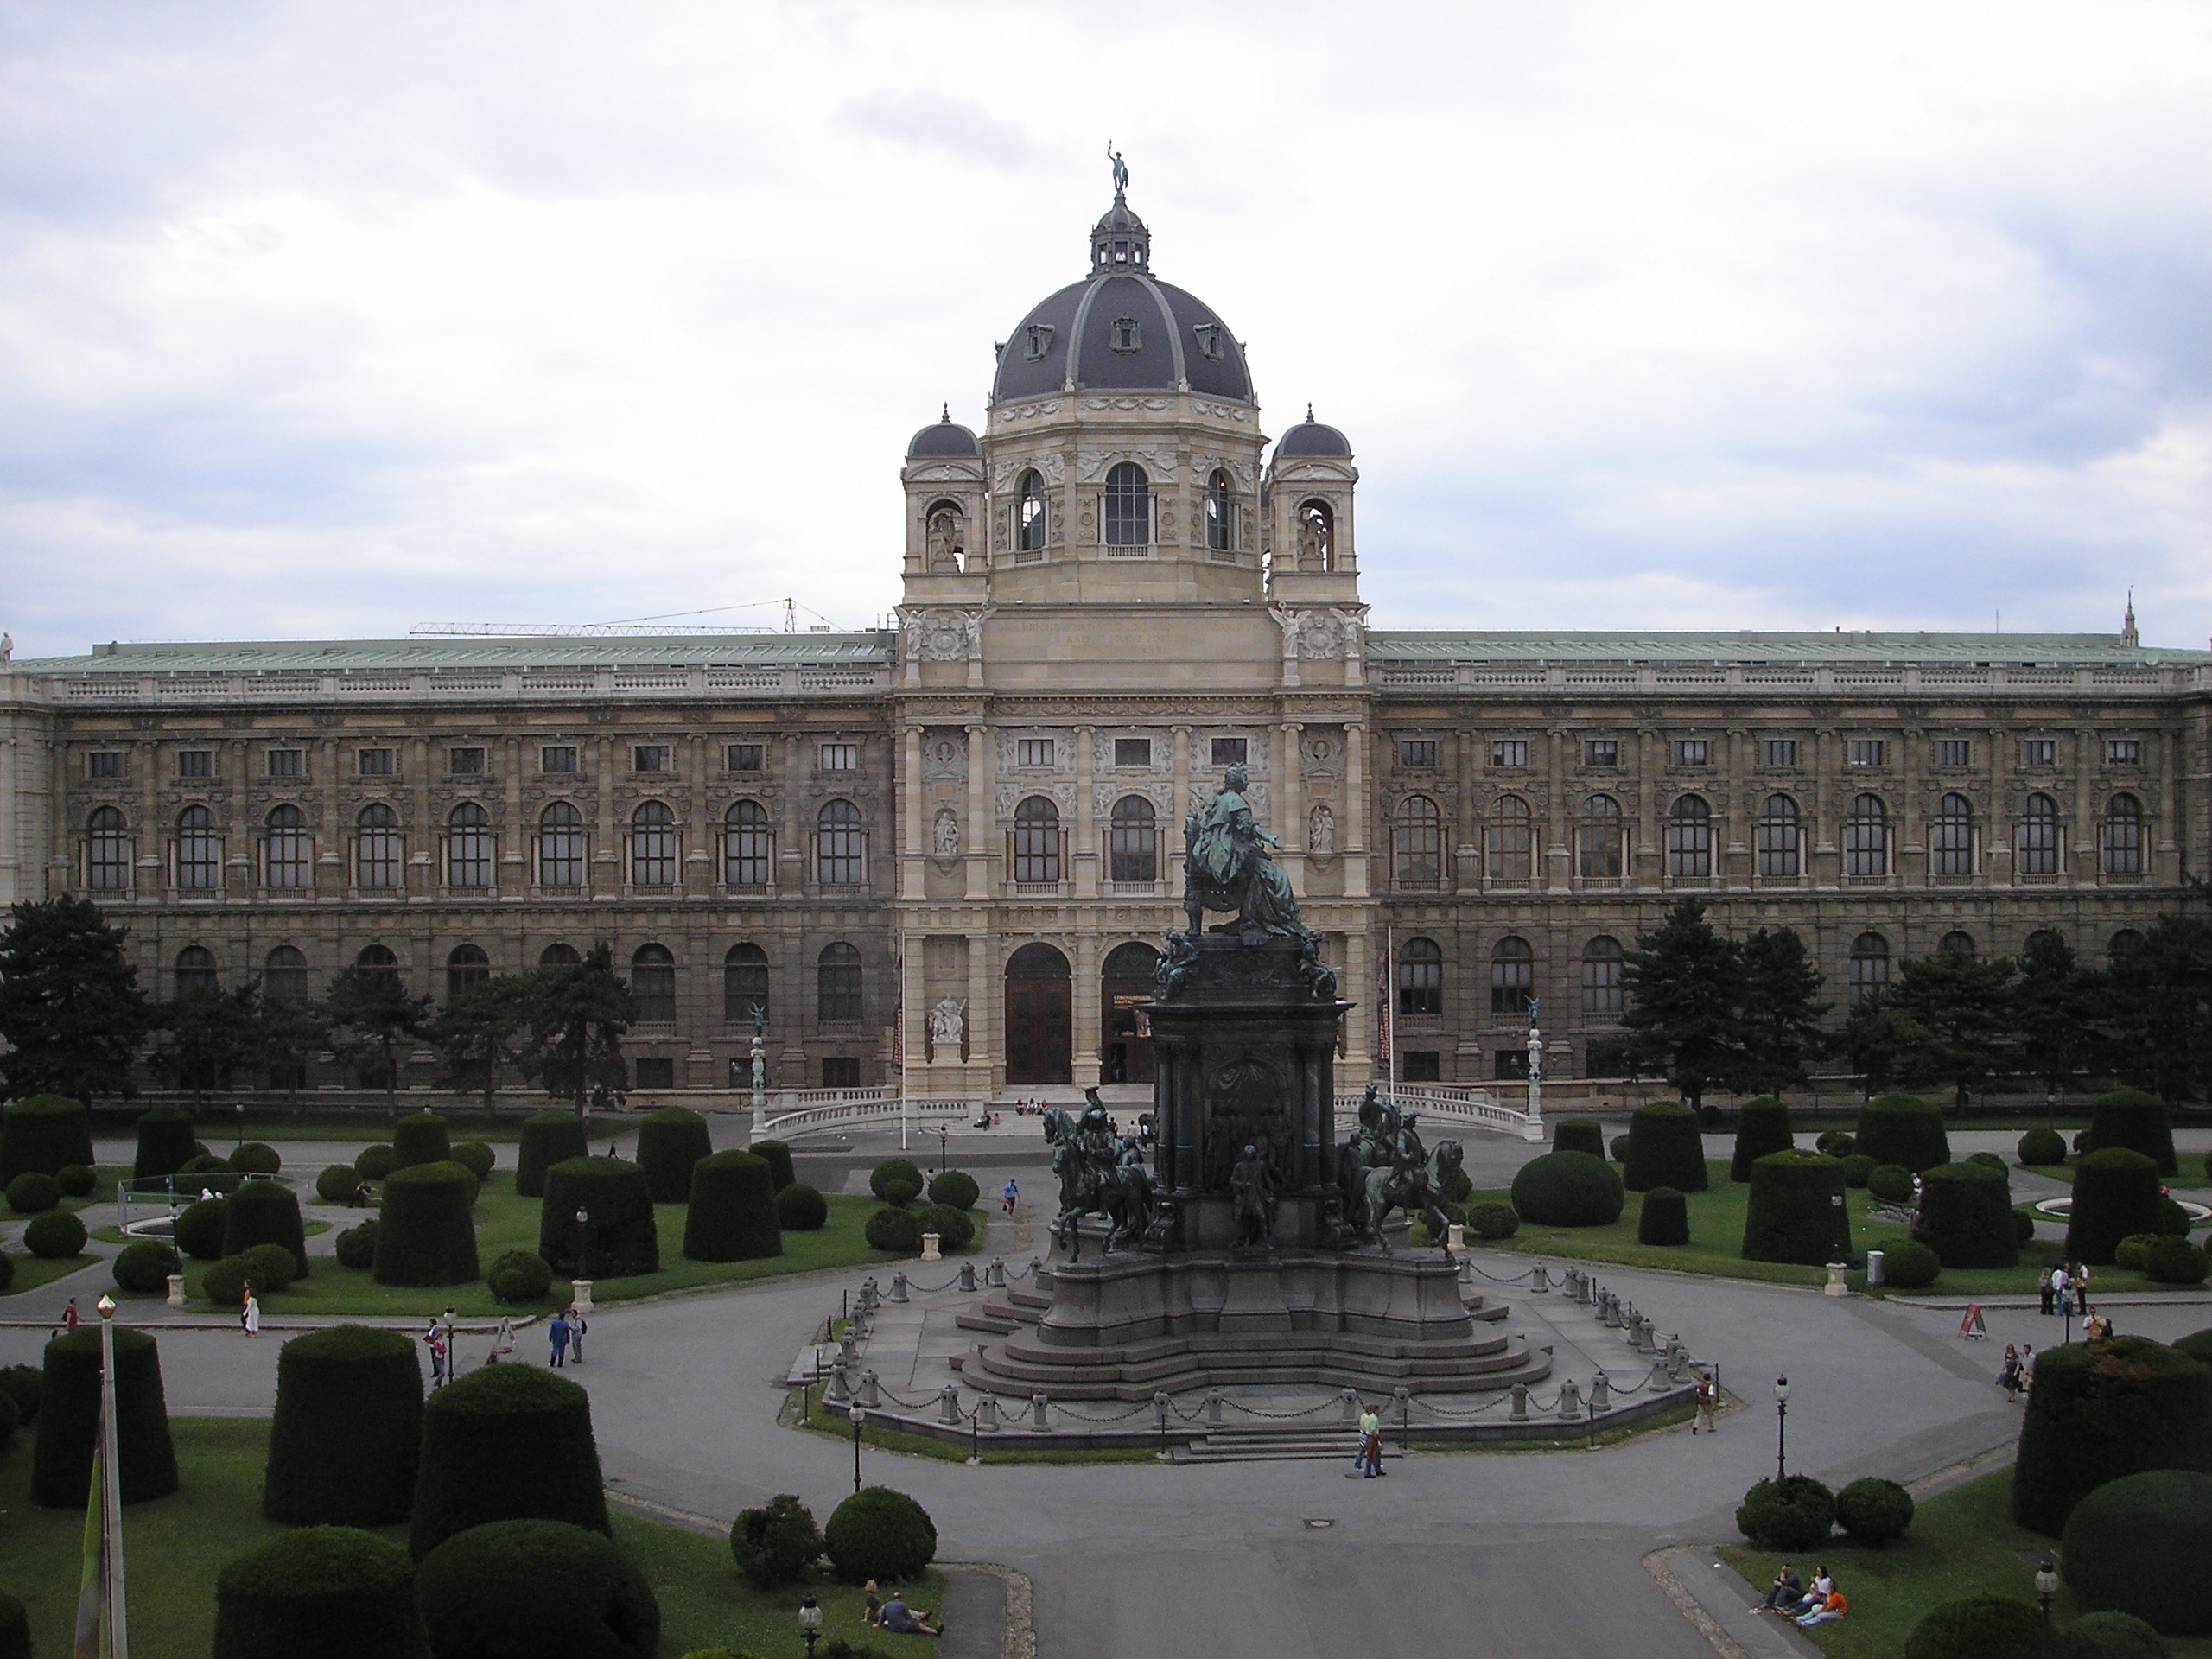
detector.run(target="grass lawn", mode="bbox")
[0,1416,936,1658]
[0,1252,100,1296]
[1719,1465,2212,1659]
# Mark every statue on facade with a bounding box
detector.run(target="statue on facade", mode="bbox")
[1230,1143,1276,1248]
[1107,141,1128,195]
[1308,802,1335,855]
[1294,931,1338,1001]
[926,996,965,1059]
[1043,1088,1153,1260]
[931,808,961,858]
[1183,762,1304,943]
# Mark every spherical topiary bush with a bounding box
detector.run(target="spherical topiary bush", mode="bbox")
[1734,1475,1836,1550]
[2069,1149,2166,1266]
[516,1111,590,1198]
[1609,1134,1631,1163]
[1916,1161,2019,1268]
[0,1094,94,1183]
[416,1521,658,1659]
[1856,1094,1951,1173]
[1553,1119,1605,1160]
[870,1158,925,1205]
[334,1220,378,1269]
[450,1140,496,1182]
[2019,1127,2070,1167]
[203,1255,260,1307]
[1883,1239,1942,1289]
[1868,1163,1916,1204]
[264,1325,424,1526]
[391,1112,450,1170]
[1967,1151,2008,1175]
[1836,1476,1915,1546]
[2061,1468,2212,1636]
[353,1144,398,1182]
[373,1162,481,1287]
[866,1206,923,1254]
[132,1104,198,1182]
[56,1163,97,1197]
[634,1106,714,1203]
[929,1168,980,1211]
[1510,1150,1624,1227]
[1466,1200,1519,1240]
[776,1181,829,1230]
[1904,1597,2044,1659]
[749,1138,796,1193]
[2013,1336,2212,1535]
[1637,1187,1689,1246]
[5,1171,60,1214]
[539,1158,658,1278]
[1840,1154,1876,1189]
[231,1141,283,1176]
[1624,1101,1708,1193]
[175,1194,229,1259]
[2144,1239,2210,1287]
[1730,1098,1795,1182]
[1815,1130,1857,1157]
[223,1178,309,1279]
[729,1493,825,1588]
[2014,1208,2038,1244]
[919,1203,976,1251]
[0,1592,25,1659]
[2088,1090,2178,1177]
[824,1486,938,1584]
[2158,1198,2192,1236]
[486,1249,555,1304]
[214,1525,429,1659]
[2116,1234,2161,1272]
[23,1209,86,1259]
[316,1163,360,1203]
[114,1238,181,1294]
[32,1325,178,1506]
[410,1366,609,1558]
[2052,1611,2174,1659]
[683,1151,782,1263]
[1742,1151,1847,1266]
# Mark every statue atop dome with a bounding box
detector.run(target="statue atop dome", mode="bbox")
[1107,140,1128,197]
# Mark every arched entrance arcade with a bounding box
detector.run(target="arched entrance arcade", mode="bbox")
[1003,943,1072,1085]
[1100,940,1159,1084]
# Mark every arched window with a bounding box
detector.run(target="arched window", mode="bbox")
[2023,928,2063,962]
[2101,792,2144,875]
[1103,461,1149,546]
[175,945,219,999]
[538,943,581,968]
[447,802,493,889]
[447,944,491,1001]
[1577,794,1624,881]
[175,804,219,890]
[1205,467,1233,553]
[1938,931,1976,959]
[815,799,864,886]
[1296,499,1334,569]
[817,941,863,1023]
[1016,468,1047,555]
[1848,932,1890,1006]
[1392,794,1443,888]
[631,801,677,887]
[1109,796,1157,883]
[264,944,308,1002]
[2017,793,2061,876]
[1491,937,1535,1014]
[1844,794,1888,878]
[1397,937,1443,1016]
[262,804,309,889]
[2109,928,2145,965]
[1013,796,1061,884]
[1666,795,1713,880]
[1485,796,1534,885]
[1582,936,1624,1014]
[1757,794,1801,879]
[724,943,769,1026]
[632,944,676,1023]
[1932,793,1974,878]
[356,803,402,890]
[538,802,584,888]
[88,806,130,892]
[724,800,772,888]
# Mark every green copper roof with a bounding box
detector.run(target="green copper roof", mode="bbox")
[1366,630,2210,667]
[10,632,895,675]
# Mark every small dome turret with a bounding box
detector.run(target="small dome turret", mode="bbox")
[1272,405,1352,461]
[907,404,980,459]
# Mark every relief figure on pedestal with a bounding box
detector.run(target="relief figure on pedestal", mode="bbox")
[1230,1144,1277,1248]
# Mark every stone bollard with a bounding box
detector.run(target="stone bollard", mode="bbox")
[976,1395,1000,1432]
[1590,1374,1611,1414]
[1825,1262,1849,1298]
[1031,1392,1050,1433]
[1154,1391,1171,1432]
[825,1358,851,1405]
[939,1383,962,1425]
[858,1369,881,1409]
[838,1329,859,1366]
[889,1271,909,1304]
[921,1231,942,1262]
[959,1261,977,1294]
[1649,1356,1671,1394]
[1510,1381,1529,1421]
[987,1256,1007,1287]
[165,1274,186,1308]
[1028,1256,1046,1283]
[1340,1389,1363,1427]
[860,1275,880,1311]
[1638,1319,1658,1357]
[1446,1221,1465,1252]
[1205,1389,1225,1427]
[1557,1378,1582,1421]
[1533,1263,1551,1294]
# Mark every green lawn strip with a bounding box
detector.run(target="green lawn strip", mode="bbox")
[0,1416,931,1658]
[0,1252,101,1295]
[1717,1465,2212,1659]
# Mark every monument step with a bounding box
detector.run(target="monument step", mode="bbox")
[1172,1431,1370,1465]
[954,1342,1555,1402]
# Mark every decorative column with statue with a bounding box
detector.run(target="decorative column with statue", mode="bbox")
[748,1004,768,1141]
[1523,998,1546,1141]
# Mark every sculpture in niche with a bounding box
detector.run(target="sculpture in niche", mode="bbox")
[925,504,965,570]
[926,995,966,1057]
[1182,762,1304,943]
[1230,1143,1277,1248]
[931,807,961,858]
[1308,803,1336,854]
[1203,1058,1292,1191]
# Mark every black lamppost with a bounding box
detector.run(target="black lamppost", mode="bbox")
[938,1123,949,1173]
[798,1593,823,1659]
[1830,1190,1852,1264]
[851,1403,867,1495]
[575,1208,590,1281]
[1773,1376,1791,1483]
[2035,1556,2058,1657]
[234,1102,246,1152]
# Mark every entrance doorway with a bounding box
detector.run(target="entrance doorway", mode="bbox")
[1100,940,1160,1084]
[1004,943,1072,1084]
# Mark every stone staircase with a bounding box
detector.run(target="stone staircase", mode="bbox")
[1169,1425,1372,1465]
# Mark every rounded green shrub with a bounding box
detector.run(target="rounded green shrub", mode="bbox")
[264,1326,424,1526]
[1916,1161,2019,1268]
[776,1181,829,1230]
[1734,1474,1836,1550]
[2061,1468,2212,1636]
[729,1493,824,1588]
[1868,1163,1916,1204]
[175,1194,229,1258]
[214,1525,429,1659]
[1883,1238,1942,1288]
[1553,1119,1605,1159]
[1637,1187,1689,1246]
[1730,1097,1794,1182]
[0,1094,94,1183]
[2117,1234,2161,1271]
[487,1249,554,1303]
[416,1518,657,1659]
[1904,1596,2043,1659]
[0,1592,22,1659]
[865,1206,922,1253]
[392,1112,451,1170]
[539,1158,658,1277]
[353,1144,398,1182]
[516,1111,589,1198]
[56,1163,97,1197]
[31,1325,178,1506]
[1466,1200,1519,1240]
[334,1219,378,1269]
[823,1486,938,1584]
[373,1162,480,1287]
[114,1238,181,1294]
[637,1106,715,1203]
[203,1255,261,1307]
[181,1152,234,1178]
[2069,1148,2165,1266]
[1856,1094,1951,1173]
[1609,1134,1630,1162]
[1840,1154,1876,1188]
[316,1163,360,1203]
[929,1168,980,1211]
[919,1203,976,1251]
[2158,1198,2191,1237]
[5,1171,60,1214]
[870,1158,925,1205]
[231,1141,283,1175]
[2176,1329,2212,1369]
[1510,1150,1624,1227]
[133,1104,199,1182]
[2052,1611,2174,1659]
[23,1209,86,1258]
[2014,1208,2037,1243]
[410,1366,609,1558]
[1836,1475,1915,1546]
[1742,1151,1847,1266]
[450,1140,496,1182]
[243,1241,299,1293]
[2144,1239,2210,1287]
[2019,1127,2070,1166]
[2088,1090,2177,1177]
[1624,1101,1708,1193]
[0,1363,38,1425]
[224,1178,309,1280]
[683,1151,782,1263]
[749,1138,796,1192]
[2013,1336,2212,1535]
[1815,1130,1857,1157]
[1968,1151,2009,1174]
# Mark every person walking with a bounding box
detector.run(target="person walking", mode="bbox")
[62,1296,81,1332]
[242,1287,261,1338]
[549,1311,571,1368]
[568,1308,588,1364]
[2048,1264,2069,1315]
[1999,1344,2022,1402]
[2019,1344,2036,1392]
[1003,1179,1019,1217]
[2072,1262,2089,1316]
[423,1320,446,1385]
[2038,1270,2055,1316]
[1357,1404,1384,1478]
[1693,1374,1718,1434]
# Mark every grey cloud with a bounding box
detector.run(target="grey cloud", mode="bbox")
[837,90,1033,170]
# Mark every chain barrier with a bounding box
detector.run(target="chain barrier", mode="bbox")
[1047,1399,1156,1425]
[873,1383,943,1411]
[1223,1396,1341,1421]
[1406,1390,1516,1421]
[1465,1261,1541,1284]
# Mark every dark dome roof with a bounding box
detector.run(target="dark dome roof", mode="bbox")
[1272,408,1352,461]
[907,406,980,459]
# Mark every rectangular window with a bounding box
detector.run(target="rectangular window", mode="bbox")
[1584,740,1618,767]
[633,744,669,773]
[2107,738,2140,765]
[1850,740,1886,767]
[728,742,764,772]
[1114,737,1151,767]
[2021,739,2056,767]
[1401,1051,1442,1083]
[267,749,303,779]
[177,749,213,779]
[1017,739,1055,768]
[821,1056,861,1089]
[632,1058,675,1090]
[358,747,394,777]
[1937,739,1972,767]
[1399,739,1439,769]
[1491,740,1528,769]
[448,747,486,775]
[819,742,857,772]
[541,746,577,774]
[1762,739,1797,768]
[1671,739,1708,766]
[86,751,123,779]
[1211,737,1248,768]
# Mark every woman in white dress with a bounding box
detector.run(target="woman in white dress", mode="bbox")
[242,1289,261,1337]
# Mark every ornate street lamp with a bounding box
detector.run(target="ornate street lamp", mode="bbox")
[1773,1376,1791,1484]
[798,1593,823,1659]
[851,1403,867,1495]
[2035,1556,2059,1658]
[575,1209,590,1281]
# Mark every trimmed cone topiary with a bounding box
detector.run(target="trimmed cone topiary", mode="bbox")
[0,1094,95,1183]
[2053,1611,2175,1659]
[1742,1151,1848,1265]
[223,1178,309,1280]
[1553,1119,1605,1160]
[133,1105,199,1182]
[2088,1090,2178,1177]
[776,1182,829,1230]
[870,1158,925,1205]
[0,1363,38,1426]
[1624,1101,1708,1193]
[410,1366,609,1559]
[517,1111,590,1198]
[637,1105,715,1203]
[683,1151,782,1263]
[391,1113,451,1170]
[2019,1127,2070,1167]
[539,1158,658,1277]
[415,1518,658,1659]
[1916,1161,2019,1268]
[1637,1187,1689,1246]
[1730,1098,1794,1182]
[2013,1336,2212,1535]
[1734,1475,1836,1550]
[928,1168,980,1211]
[2061,1468,2212,1636]
[749,1138,796,1192]
[264,1325,424,1526]
[372,1162,481,1287]
[866,1206,922,1253]
[823,1486,938,1584]
[214,1526,429,1659]
[1904,1597,2043,1659]
[1856,1094,1951,1173]
[31,1326,179,1506]
[2069,1148,2166,1266]
[1836,1476,1915,1546]
[1510,1150,1624,1227]
[0,1592,24,1659]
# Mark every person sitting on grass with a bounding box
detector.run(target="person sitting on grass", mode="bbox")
[1796,1585,1846,1627]
[877,1592,942,1637]
[1756,1564,1803,1613]
[1777,1568,1832,1617]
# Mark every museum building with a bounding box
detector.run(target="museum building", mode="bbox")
[2,184,2208,1103]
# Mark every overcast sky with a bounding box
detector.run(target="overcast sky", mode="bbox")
[3,1,2207,659]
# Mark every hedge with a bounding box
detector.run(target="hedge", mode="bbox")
[2014,1208,2038,1244]
[928,1168,980,1211]
[1840,1154,1876,1189]
[1916,1161,2019,1268]
[750,1138,797,1192]
[451,1140,496,1182]
[1856,1094,1951,1173]
[113,1238,181,1294]
[1609,1134,1630,1163]
[919,1203,976,1251]
[2145,1239,2210,1286]
[0,1253,12,1293]
[1464,1200,1517,1241]
[0,1363,38,1426]
[206,1249,293,1307]
[870,1158,925,1205]
[415,1518,658,1659]
[487,1249,555,1304]
[1883,1239,1942,1288]
[224,1179,309,1280]
[539,1158,658,1277]
[683,1151,783,1262]
[57,1163,96,1197]
[517,1111,591,1198]
[2012,1336,2212,1535]
[1836,1476,1915,1546]
[1904,1597,2044,1659]
[2061,1468,2212,1636]
[1624,1101,1707,1193]
[1637,1188,1689,1246]
[1815,1130,1857,1157]
[638,1106,715,1203]
[334,1220,378,1269]
[823,1487,938,1584]
[865,1207,922,1253]
[410,1366,609,1558]
[0,1593,23,1659]
[776,1182,829,1230]
[232,1142,283,1176]
[0,1094,94,1183]
[392,1112,452,1170]
[373,1162,481,1287]
[24,1210,86,1259]
[2018,1127,2070,1167]
[213,1526,429,1659]
[1742,1151,1847,1266]
[2053,1612,2176,1659]
[1510,1150,1625,1227]
[133,1105,199,1182]
[354,1144,398,1182]
[2117,1234,2161,1271]
[1553,1119,1605,1160]
[2088,1090,2178,1177]
[2069,1149,2166,1266]
[1734,1475,1836,1550]
[264,1326,424,1526]
[316,1163,361,1203]
[1867,1163,1916,1204]
[1729,1098,1794,1182]
[2177,1329,2212,1369]
[5,1171,59,1214]
[729,1493,825,1588]
[31,1325,179,1506]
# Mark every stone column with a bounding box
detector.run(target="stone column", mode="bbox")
[1277,721,1305,889]
[1344,722,1370,899]
[227,737,251,897]
[1071,925,1101,1085]
[318,734,344,896]
[410,734,434,898]
[685,734,710,896]
[964,723,992,901]
[900,725,925,900]
[966,920,996,1093]
[2071,729,2095,880]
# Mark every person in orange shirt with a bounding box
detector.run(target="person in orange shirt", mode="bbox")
[1796,1586,1847,1628]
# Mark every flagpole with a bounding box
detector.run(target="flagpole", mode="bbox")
[98,1294,128,1659]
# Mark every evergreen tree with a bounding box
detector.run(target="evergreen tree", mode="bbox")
[1840,998,1928,1097]
[149,982,263,1103]
[512,943,635,1116]
[2012,930,2107,1103]
[1620,899,1746,1111]
[1735,926,1829,1096]
[1885,951,2018,1107]
[251,993,329,1103]
[323,964,434,1117]
[430,977,528,1111]
[2107,912,2212,1101]
[0,894,149,1100]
